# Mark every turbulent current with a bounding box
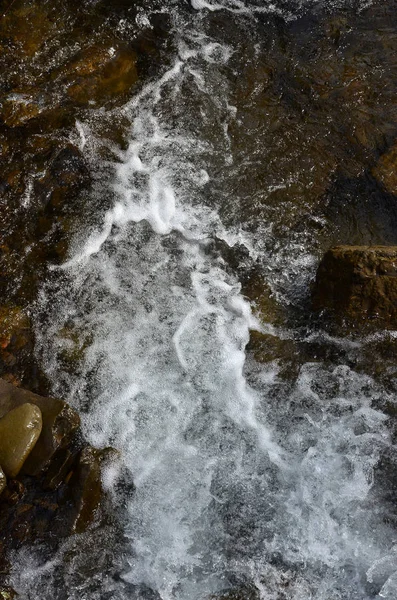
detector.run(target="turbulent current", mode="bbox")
[12,1,397,599]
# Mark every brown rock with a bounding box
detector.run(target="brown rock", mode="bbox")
[0,404,42,478]
[64,447,103,535]
[63,44,138,107]
[373,144,397,196]
[0,92,42,127]
[43,447,76,491]
[0,306,32,380]
[312,246,397,326]
[248,330,299,374]
[0,379,80,476]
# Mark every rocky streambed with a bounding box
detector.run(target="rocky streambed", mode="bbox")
[0,379,121,598]
[2,0,397,599]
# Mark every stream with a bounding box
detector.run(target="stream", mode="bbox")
[8,1,397,598]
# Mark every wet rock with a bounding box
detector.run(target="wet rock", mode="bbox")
[0,587,16,599]
[56,324,93,376]
[312,246,397,326]
[0,468,6,497]
[0,480,25,507]
[0,379,80,476]
[61,43,138,107]
[373,144,397,197]
[247,329,300,373]
[34,143,90,211]
[0,306,30,352]
[43,447,76,491]
[210,584,260,600]
[0,305,32,387]
[62,446,105,535]
[0,404,42,478]
[0,92,42,128]
[242,269,285,326]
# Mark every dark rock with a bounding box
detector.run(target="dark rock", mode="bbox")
[0,403,42,478]
[373,144,397,197]
[242,270,285,326]
[61,43,138,107]
[0,480,25,506]
[247,330,300,377]
[0,379,80,476]
[0,469,5,497]
[34,144,90,210]
[210,584,260,600]
[313,246,397,326]
[0,306,32,388]
[61,446,104,535]
[43,447,76,491]
[0,92,42,128]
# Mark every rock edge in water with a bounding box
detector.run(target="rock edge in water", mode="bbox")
[312,245,397,327]
[0,379,119,594]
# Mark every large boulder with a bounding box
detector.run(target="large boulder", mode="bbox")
[0,404,42,478]
[0,379,80,476]
[312,246,397,326]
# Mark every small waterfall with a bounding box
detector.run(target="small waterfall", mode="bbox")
[17,1,397,599]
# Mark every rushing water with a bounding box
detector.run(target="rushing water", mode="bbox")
[12,1,397,598]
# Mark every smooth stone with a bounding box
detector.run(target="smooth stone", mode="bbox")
[0,379,80,476]
[0,403,42,478]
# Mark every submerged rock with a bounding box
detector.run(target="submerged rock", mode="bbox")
[210,584,260,600]
[0,379,122,595]
[0,92,43,128]
[312,246,397,326]
[0,403,42,479]
[0,379,80,476]
[62,43,138,107]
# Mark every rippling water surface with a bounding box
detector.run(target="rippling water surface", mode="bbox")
[13,0,397,598]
